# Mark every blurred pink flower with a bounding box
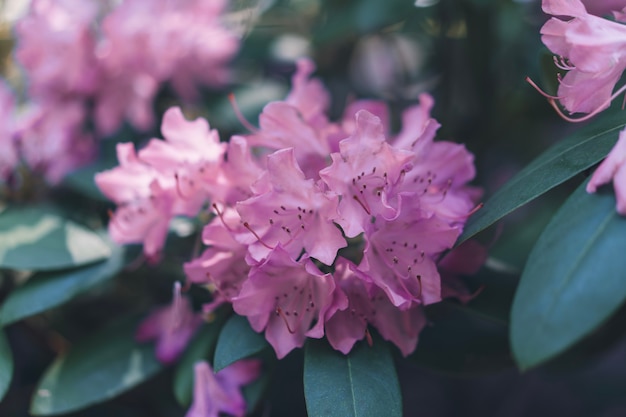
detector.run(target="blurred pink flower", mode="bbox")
[539,0,626,118]
[15,0,101,98]
[16,100,94,184]
[136,282,202,364]
[0,83,17,182]
[186,359,261,417]
[587,127,626,214]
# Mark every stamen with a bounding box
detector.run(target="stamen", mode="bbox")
[174,173,193,200]
[353,195,372,215]
[243,222,274,249]
[276,307,296,334]
[228,93,259,133]
[212,203,234,233]
[525,76,562,100]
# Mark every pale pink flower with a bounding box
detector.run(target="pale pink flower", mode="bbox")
[186,359,261,417]
[16,100,95,184]
[95,143,176,258]
[587,127,626,214]
[232,246,345,359]
[136,282,202,364]
[0,83,17,182]
[138,107,226,216]
[96,0,238,133]
[539,0,626,117]
[15,0,101,99]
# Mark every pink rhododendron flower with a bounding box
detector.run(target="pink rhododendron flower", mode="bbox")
[320,110,414,237]
[0,83,17,182]
[232,246,345,359]
[15,0,101,99]
[95,0,238,132]
[186,360,261,417]
[100,59,481,359]
[96,108,227,257]
[539,0,626,117]
[236,148,346,265]
[136,282,202,364]
[16,100,95,184]
[95,143,176,258]
[325,258,427,356]
[587,127,626,214]
[581,0,626,18]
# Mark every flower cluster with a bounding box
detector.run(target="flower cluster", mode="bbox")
[1,0,238,186]
[537,0,626,214]
[97,59,481,359]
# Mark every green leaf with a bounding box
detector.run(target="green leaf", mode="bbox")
[511,180,626,370]
[173,319,226,406]
[0,206,111,271]
[410,302,514,375]
[0,330,13,401]
[0,242,125,325]
[304,337,402,417]
[30,315,162,415]
[458,110,626,245]
[213,314,269,372]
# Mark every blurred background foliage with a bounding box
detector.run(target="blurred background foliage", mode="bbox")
[3,0,626,416]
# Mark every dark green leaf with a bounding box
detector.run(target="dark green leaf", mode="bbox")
[213,314,269,372]
[30,315,162,415]
[304,337,402,417]
[410,302,514,375]
[511,180,626,370]
[0,206,111,271]
[173,319,226,406]
[0,330,13,401]
[458,110,626,245]
[0,242,125,325]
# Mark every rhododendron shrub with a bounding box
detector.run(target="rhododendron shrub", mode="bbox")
[5,0,626,416]
[96,59,480,359]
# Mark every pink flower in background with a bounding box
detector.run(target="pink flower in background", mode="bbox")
[15,0,101,98]
[95,0,239,132]
[587,127,626,214]
[0,83,17,182]
[16,100,94,184]
[136,282,202,364]
[186,360,261,417]
[539,0,626,117]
